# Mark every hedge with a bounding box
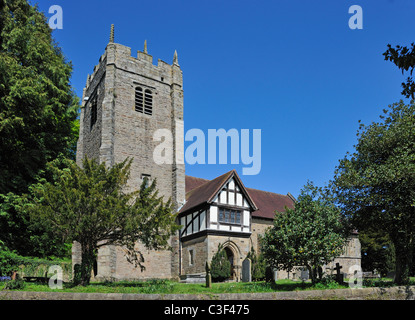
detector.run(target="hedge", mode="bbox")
[0,246,71,280]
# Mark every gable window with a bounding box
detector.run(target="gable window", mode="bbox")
[219,207,241,225]
[135,86,153,115]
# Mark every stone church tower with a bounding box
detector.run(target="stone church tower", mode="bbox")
[74,25,185,280]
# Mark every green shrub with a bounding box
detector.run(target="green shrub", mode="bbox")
[210,244,231,282]
[312,275,342,290]
[0,240,71,279]
[246,246,267,281]
[0,241,21,276]
[362,278,394,288]
[4,277,26,290]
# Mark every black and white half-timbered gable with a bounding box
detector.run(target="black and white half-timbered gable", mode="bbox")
[178,170,257,241]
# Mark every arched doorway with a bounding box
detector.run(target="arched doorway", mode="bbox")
[222,241,242,281]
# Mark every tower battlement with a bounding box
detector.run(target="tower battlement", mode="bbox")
[77,25,185,208]
[83,41,182,106]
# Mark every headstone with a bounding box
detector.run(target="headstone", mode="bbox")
[300,268,309,281]
[273,269,278,281]
[292,271,297,280]
[205,261,212,288]
[334,263,344,284]
[265,266,273,282]
[242,258,251,282]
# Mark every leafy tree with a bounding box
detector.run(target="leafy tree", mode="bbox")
[332,100,415,285]
[29,157,181,286]
[261,182,347,284]
[210,244,231,282]
[359,228,395,277]
[0,0,79,255]
[383,43,415,99]
[0,0,79,194]
[0,157,73,258]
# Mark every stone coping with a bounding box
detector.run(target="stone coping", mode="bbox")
[1,285,414,300]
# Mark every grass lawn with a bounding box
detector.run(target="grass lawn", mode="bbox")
[0,279,348,294]
[1,277,414,295]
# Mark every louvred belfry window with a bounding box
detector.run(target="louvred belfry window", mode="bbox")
[144,89,153,115]
[135,87,153,116]
[135,87,143,113]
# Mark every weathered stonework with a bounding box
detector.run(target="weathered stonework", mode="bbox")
[328,233,362,278]
[250,217,273,253]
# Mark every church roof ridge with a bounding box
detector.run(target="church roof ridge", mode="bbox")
[185,174,293,200]
[246,186,293,199]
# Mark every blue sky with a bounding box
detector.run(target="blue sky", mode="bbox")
[33,0,415,198]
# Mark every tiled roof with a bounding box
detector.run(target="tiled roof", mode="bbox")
[182,173,295,219]
[246,187,295,219]
[180,171,234,214]
[185,176,209,194]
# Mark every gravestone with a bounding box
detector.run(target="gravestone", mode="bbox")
[265,266,273,282]
[242,258,251,282]
[300,268,309,281]
[205,261,212,288]
[334,263,344,284]
[273,269,278,281]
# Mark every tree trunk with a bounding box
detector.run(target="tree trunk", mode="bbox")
[393,233,413,286]
[307,265,316,285]
[79,243,97,286]
[394,243,413,285]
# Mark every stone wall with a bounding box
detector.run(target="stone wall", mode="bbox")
[250,218,273,252]
[181,236,209,276]
[3,286,414,300]
[327,234,362,278]
[76,54,107,164]
[110,243,172,281]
